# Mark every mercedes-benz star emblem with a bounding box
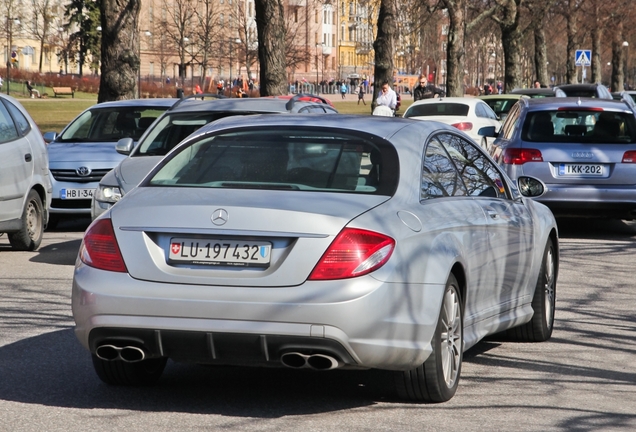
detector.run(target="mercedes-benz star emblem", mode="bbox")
[211,209,229,226]
[76,166,91,176]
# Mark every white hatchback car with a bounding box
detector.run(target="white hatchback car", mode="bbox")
[403,97,502,149]
[0,94,51,250]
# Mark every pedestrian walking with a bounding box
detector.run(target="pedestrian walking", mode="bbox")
[340,82,347,99]
[357,84,366,105]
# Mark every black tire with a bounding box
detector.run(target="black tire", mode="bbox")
[91,355,167,386]
[507,237,556,342]
[8,190,44,251]
[395,274,463,403]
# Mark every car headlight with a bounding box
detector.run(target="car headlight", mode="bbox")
[95,185,122,203]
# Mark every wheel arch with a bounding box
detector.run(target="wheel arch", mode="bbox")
[449,262,467,310]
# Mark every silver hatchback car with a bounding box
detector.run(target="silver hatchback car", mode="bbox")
[0,94,52,250]
[73,114,558,403]
[491,97,636,218]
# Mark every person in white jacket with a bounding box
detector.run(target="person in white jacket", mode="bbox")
[375,81,397,112]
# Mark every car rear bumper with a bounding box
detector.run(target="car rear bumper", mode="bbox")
[538,184,636,218]
[72,263,445,371]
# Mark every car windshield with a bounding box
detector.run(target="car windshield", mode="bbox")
[404,103,469,118]
[147,128,399,195]
[484,99,517,115]
[136,111,277,156]
[57,107,167,143]
[522,110,636,143]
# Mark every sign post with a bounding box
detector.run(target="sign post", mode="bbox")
[575,50,592,83]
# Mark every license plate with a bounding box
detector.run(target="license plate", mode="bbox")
[61,188,95,199]
[169,237,272,267]
[558,164,606,176]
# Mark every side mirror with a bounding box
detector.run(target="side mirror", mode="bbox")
[478,126,497,138]
[517,176,546,198]
[116,137,134,155]
[42,132,57,143]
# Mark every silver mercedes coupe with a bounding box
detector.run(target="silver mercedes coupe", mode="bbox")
[72,114,558,403]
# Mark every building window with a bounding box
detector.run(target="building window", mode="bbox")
[149,62,154,76]
[441,24,448,35]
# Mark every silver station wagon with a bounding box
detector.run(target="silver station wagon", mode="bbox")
[73,114,558,403]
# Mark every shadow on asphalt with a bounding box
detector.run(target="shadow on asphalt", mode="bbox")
[556,217,636,239]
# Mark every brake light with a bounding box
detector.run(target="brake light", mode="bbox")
[558,107,603,111]
[79,219,127,272]
[308,228,395,280]
[622,151,636,163]
[451,122,473,131]
[503,148,543,165]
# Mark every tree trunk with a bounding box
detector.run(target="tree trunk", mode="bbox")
[98,0,140,102]
[565,0,578,84]
[533,21,548,86]
[371,0,397,110]
[254,0,288,96]
[591,4,602,83]
[444,4,466,97]
[611,22,624,92]
[498,0,523,91]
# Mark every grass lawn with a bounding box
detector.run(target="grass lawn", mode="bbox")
[17,93,414,133]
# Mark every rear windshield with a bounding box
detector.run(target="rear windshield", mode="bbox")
[136,111,274,157]
[147,128,399,195]
[484,99,517,115]
[404,103,469,118]
[522,110,636,143]
[58,107,168,142]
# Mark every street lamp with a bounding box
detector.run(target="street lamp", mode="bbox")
[623,41,629,89]
[137,30,151,98]
[5,17,20,96]
[315,43,323,95]
[229,38,240,85]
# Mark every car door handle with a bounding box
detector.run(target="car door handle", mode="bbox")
[486,210,499,219]
[24,153,32,162]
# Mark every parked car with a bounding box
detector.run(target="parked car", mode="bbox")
[91,94,339,220]
[490,97,636,218]
[402,96,501,148]
[510,87,565,98]
[555,83,613,99]
[43,98,176,227]
[0,94,52,250]
[477,94,528,121]
[73,114,558,403]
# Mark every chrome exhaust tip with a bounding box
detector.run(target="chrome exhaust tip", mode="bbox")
[280,352,308,369]
[306,354,341,370]
[95,344,146,363]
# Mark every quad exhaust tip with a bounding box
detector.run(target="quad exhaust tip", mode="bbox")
[280,352,342,370]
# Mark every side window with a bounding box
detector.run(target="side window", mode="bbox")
[500,103,521,140]
[3,101,31,135]
[0,102,19,143]
[421,138,467,200]
[482,103,498,120]
[437,133,509,199]
[474,103,487,118]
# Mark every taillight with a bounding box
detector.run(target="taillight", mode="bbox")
[503,148,543,165]
[451,122,473,131]
[622,151,636,163]
[79,219,127,273]
[308,228,395,280]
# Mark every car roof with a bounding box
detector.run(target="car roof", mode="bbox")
[87,98,177,109]
[518,97,634,112]
[166,94,337,114]
[477,94,528,101]
[185,113,442,142]
[409,96,480,107]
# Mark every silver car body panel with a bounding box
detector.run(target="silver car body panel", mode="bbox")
[73,115,557,370]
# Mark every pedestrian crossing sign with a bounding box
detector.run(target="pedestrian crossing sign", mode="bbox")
[575,50,592,67]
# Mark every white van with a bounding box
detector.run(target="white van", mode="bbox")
[0,94,51,250]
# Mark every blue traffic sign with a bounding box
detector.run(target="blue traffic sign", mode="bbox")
[575,50,592,67]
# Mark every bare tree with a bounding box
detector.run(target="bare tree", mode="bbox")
[439,0,498,97]
[29,0,56,73]
[371,0,397,110]
[254,0,287,96]
[159,0,196,88]
[98,0,139,101]
[192,0,221,89]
